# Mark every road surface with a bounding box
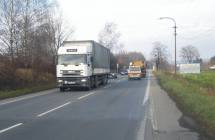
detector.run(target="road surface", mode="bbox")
[0,72,202,140]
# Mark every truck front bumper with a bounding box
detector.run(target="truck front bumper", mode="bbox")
[57,77,90,88]
[128,74,141,79]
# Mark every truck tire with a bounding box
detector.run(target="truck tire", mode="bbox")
[60,87,65,92]
[86,79,92,91]
[86,85,91,91]
[101,75,107,85]
[104,75,108,85]
[94,76,99,88]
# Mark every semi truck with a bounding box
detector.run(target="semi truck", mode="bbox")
[128,60,146,80]
[56,40,110,91]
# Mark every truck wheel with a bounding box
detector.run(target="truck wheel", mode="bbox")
[60,87,65,92]
[86,80,92,90]
[86,86,91,91]
[94,77,99,88]
[104,76,108,85]
[101,76,107,85]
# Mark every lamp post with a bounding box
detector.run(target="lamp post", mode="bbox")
[159,17,177,74]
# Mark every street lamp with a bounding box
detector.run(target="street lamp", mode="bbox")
[159,17,177,74]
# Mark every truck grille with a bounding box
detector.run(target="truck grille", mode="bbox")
[61,70,82,76]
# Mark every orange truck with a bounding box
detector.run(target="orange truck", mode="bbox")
[128,60,146,80]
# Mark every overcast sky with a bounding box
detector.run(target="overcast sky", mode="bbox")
[58,0,215,61]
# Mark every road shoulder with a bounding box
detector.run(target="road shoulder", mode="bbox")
[149,77,200,140]
[0,88,57,106]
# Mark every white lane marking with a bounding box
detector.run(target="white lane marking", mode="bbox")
[137,71,151,140]
[78,92,95,100]
[37,102,71,117]
[0,123,23,134]
[142,72,151,106]
[0,89,57,106]
[136,116,147,140]
[147,70,158,131]
[150,92,158,131]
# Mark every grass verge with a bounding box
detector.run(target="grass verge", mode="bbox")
[0,83,56,100]
[157,72,215,138]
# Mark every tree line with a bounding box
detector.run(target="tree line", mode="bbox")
[98,22,145,72]
[0,0,72,89]
[150,41,214,71]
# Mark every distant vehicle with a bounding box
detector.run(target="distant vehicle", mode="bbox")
[128,60,146,80]
[120,71,127,75]
[57,40,110,91]
[108,73,117,79]
[119,71,125,75]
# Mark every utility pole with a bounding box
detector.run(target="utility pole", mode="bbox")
[174,23,177,74]
[159,17,177,74]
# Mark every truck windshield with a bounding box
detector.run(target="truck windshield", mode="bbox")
[58,54,87,65]
[129,66,141,71]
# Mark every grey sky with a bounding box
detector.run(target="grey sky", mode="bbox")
[58,0,215,60]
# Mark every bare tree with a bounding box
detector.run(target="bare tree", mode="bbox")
[116,51,145,71]
[151,42,169,71]
[40,4,75,67]
[0,0,22,65]
[98,22,122,51]
[49,14,74,57]
[180,45,200,63]
[0,0,65,88]
[127,52,145,62]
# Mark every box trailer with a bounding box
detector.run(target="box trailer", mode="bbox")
[56,40,110,91]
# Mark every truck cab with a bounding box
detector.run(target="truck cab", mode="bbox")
[128,60,146,80]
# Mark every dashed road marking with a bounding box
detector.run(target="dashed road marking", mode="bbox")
[78,92,95,100]
[0,123,23,134]
[37,102,71,117]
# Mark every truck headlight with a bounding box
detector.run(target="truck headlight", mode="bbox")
[81,79,87,82]
[58,80,63,83]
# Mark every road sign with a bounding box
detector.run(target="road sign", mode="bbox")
[179,63,200,74]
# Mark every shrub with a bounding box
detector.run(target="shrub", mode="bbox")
[36,72,55,83]
[15,68,34,85]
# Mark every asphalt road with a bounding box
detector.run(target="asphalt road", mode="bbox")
[0,74,151,140]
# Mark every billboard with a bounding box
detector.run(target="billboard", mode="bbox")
[179,63,200,74]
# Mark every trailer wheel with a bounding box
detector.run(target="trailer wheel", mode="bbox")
[104,76,108,85]
[101,75,107,85]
